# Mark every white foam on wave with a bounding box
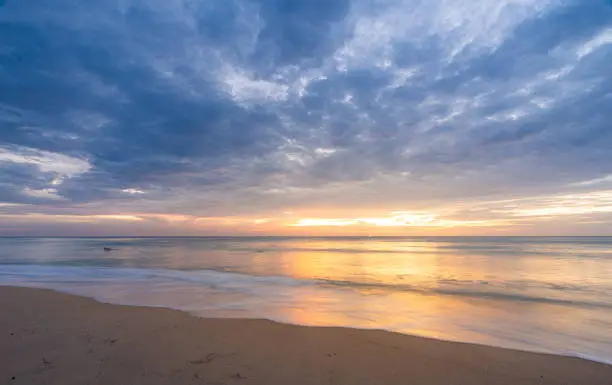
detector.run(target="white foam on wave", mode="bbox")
[2,264,611,309]
[569,353,612,366]
[0,264,313,289]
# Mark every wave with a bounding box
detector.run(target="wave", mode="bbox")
[570,353,612,366]
[0,265,308,292]
[315,278,612,309]
[1,264,610,310]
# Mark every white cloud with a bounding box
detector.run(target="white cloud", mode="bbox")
[334,0,561,70]
[219,65,289,104]
[292,212,495,228]
[495,191,612,217]
[0,146,91,178]
[22,188,64,201]
[122,188,146,195]
[573,175,612,187]
[314,148,337,157]
[290,70,328,98]
[0,203,22,208]
[486,108,529,122]
[387,67,419,90]
[577,28,612,59]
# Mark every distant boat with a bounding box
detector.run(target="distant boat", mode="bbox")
[103,247,112,252]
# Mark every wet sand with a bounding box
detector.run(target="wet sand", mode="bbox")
[1,286,611,385]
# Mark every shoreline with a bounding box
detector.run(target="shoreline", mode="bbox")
[3,282,612,366]
[2,286,611,385]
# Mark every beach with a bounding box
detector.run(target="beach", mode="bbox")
[2,287,611,385]
[2,237,612,361]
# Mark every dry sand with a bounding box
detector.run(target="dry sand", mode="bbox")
[1,286,611,385]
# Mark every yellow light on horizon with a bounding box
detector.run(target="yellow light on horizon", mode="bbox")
[293,219,357,227]
[291,213,496,228]
[92,215,143,221]
[291,214,436,227]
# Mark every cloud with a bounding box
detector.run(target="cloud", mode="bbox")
[219,64,289,104]
[334,0,559,71]
[122,188,146,195]
[0,145,91,203]
[0,146,91,177]
[1,0,612,234]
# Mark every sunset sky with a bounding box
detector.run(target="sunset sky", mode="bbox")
[1,0,612,236]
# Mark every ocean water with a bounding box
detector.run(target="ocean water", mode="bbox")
[1,236,611,363]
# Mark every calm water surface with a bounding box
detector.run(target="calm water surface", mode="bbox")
[1,236,611,362]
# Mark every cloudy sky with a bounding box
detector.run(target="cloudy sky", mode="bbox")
[1,0,612,236]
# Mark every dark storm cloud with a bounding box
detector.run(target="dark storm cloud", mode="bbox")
[1,0,612,231]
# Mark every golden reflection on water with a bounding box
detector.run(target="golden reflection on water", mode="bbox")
[276,238,443,282]
[255,238,609,348]
[95,236,611,351]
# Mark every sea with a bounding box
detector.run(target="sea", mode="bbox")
[1,236,611,363]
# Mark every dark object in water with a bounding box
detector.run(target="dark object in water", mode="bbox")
[103,247,112,252]
[232,372,246,380]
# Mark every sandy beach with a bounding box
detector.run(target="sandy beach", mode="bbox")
[1,286,611,385]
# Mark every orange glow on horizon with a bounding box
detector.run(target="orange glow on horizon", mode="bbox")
[0,209,510,236]
[7,189,612,235]
[291,212,497,229]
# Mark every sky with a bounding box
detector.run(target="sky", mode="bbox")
[1,0,612,236]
